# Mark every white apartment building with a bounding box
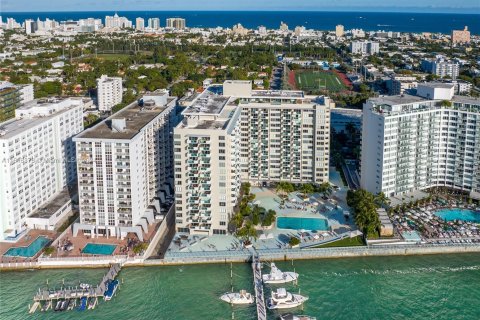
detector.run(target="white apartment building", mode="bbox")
[0,98,85,241]
[104,14,132,29]
[25,19,36,34]
[421,58,460,80]
[97,75,123,112]
[166,18,186,30]
[73,91,177,240]
[148,18,160,30]
[360,90,480,200]
[174,81,333,235]
[350,41,380,56]
[135,18,145,31]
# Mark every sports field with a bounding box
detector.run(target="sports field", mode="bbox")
[294,70,347,92]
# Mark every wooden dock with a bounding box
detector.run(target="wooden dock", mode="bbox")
[252,255,267,320]
[33,263,121,304]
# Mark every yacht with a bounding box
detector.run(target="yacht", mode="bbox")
[104,279,119,301]
[279,313,317,320]
[220,290,254,304]
[267,288,308,310]
[262,263,299,284]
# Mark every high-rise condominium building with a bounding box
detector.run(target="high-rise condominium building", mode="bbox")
[335,25,344,37]
[0,98,85,240]
[73,91,177,240]
[421,57,460,80]
[350,41,380,55]
[104,14,132,29]
[166,18,186,30]
[25,19,36,34]
[97,75,123,112]
[148,18,160,30]
[0,82,34,122]
[360,85,480,200]
[452,26,471,45]
[135,17,145,31]
[174,81,333,235]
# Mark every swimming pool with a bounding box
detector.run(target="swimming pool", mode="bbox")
[3,236,50,257]
[277,217,328,231]
[81,243,117,255]
[434,209,480,223]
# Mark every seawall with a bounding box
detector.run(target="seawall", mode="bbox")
[1,243,480,271]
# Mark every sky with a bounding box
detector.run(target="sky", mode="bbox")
[1,0,479,13]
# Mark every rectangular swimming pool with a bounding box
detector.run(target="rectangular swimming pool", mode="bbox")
[277,217,328,231]
[3,236,50,257]
[434,208,480,222]
[82,243,117,255]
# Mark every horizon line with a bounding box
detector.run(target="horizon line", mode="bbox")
[2,9,479,14]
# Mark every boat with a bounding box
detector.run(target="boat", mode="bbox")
[267,288,308,310]
[220,289,254,304]
[60,299,70,311]
[87,297,96,310]
[67,299,76,310]
[262,263,299,284]
[104,279,119,301]
[79,283,90,290]
[279,313,316,320]
[77,297,87,311]
[54,300,63,312]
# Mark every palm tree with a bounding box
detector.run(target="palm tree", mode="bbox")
[276,181,294,199]
[300,183,314,199]
[374,192,390,208]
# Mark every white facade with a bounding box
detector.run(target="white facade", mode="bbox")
[421,58,460,79]
[25,19,36,34]
[0,98,84,241]
[19,84,34,104]
[350,41,380,55]
[174,81,333,235]
[416,83,455,100]
[361,95,480,199]
[97,75,123,112]
[74,92,177,240]
[148,18,160,30]
[166,18,186,30]
[135,18,145,31]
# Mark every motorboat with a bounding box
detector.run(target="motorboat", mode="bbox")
[54,300,63,312]
[87,297,96,310]
[220,289,254,304]
[262,263,299,284]
[267,288,308,310]
[104,279,119,301]
[60,299,70,311]
[279,313,317,320]
[79,283,90,290]
[77,297,87,311]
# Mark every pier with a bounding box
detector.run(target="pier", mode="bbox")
[31,263,121,310]
[252,255,267,320]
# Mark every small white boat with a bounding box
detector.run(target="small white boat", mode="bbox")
[279,313,317,320]
[79,283,90,289]
[220,289,254,304]
[263,263,299,284]
[267,288,308,310]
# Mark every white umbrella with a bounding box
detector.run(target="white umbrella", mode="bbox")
[267,233,274,239]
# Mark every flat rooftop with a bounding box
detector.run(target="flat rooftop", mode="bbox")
[183,90,230,115]
[28,188,73,219]
[77,98,175,140]
[419,82,454,89]
[0,98,82,140]
[371,94,427,106]
[251,90,304,98]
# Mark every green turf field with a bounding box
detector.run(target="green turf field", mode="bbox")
[295,70,346,92]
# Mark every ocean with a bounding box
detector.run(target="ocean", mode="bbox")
[1,253,480,319]
[2,11,480,34]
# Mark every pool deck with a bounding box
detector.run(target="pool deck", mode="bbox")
[0,230,57,262]
[165,168,358,255]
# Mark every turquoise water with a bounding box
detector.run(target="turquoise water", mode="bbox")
[435,209,480,223]
[3,236,50,258]
[1,254,480,319]
[277,217,328,231]
[81,243,116,255]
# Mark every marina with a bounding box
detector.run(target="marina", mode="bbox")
[29,263,122,313]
